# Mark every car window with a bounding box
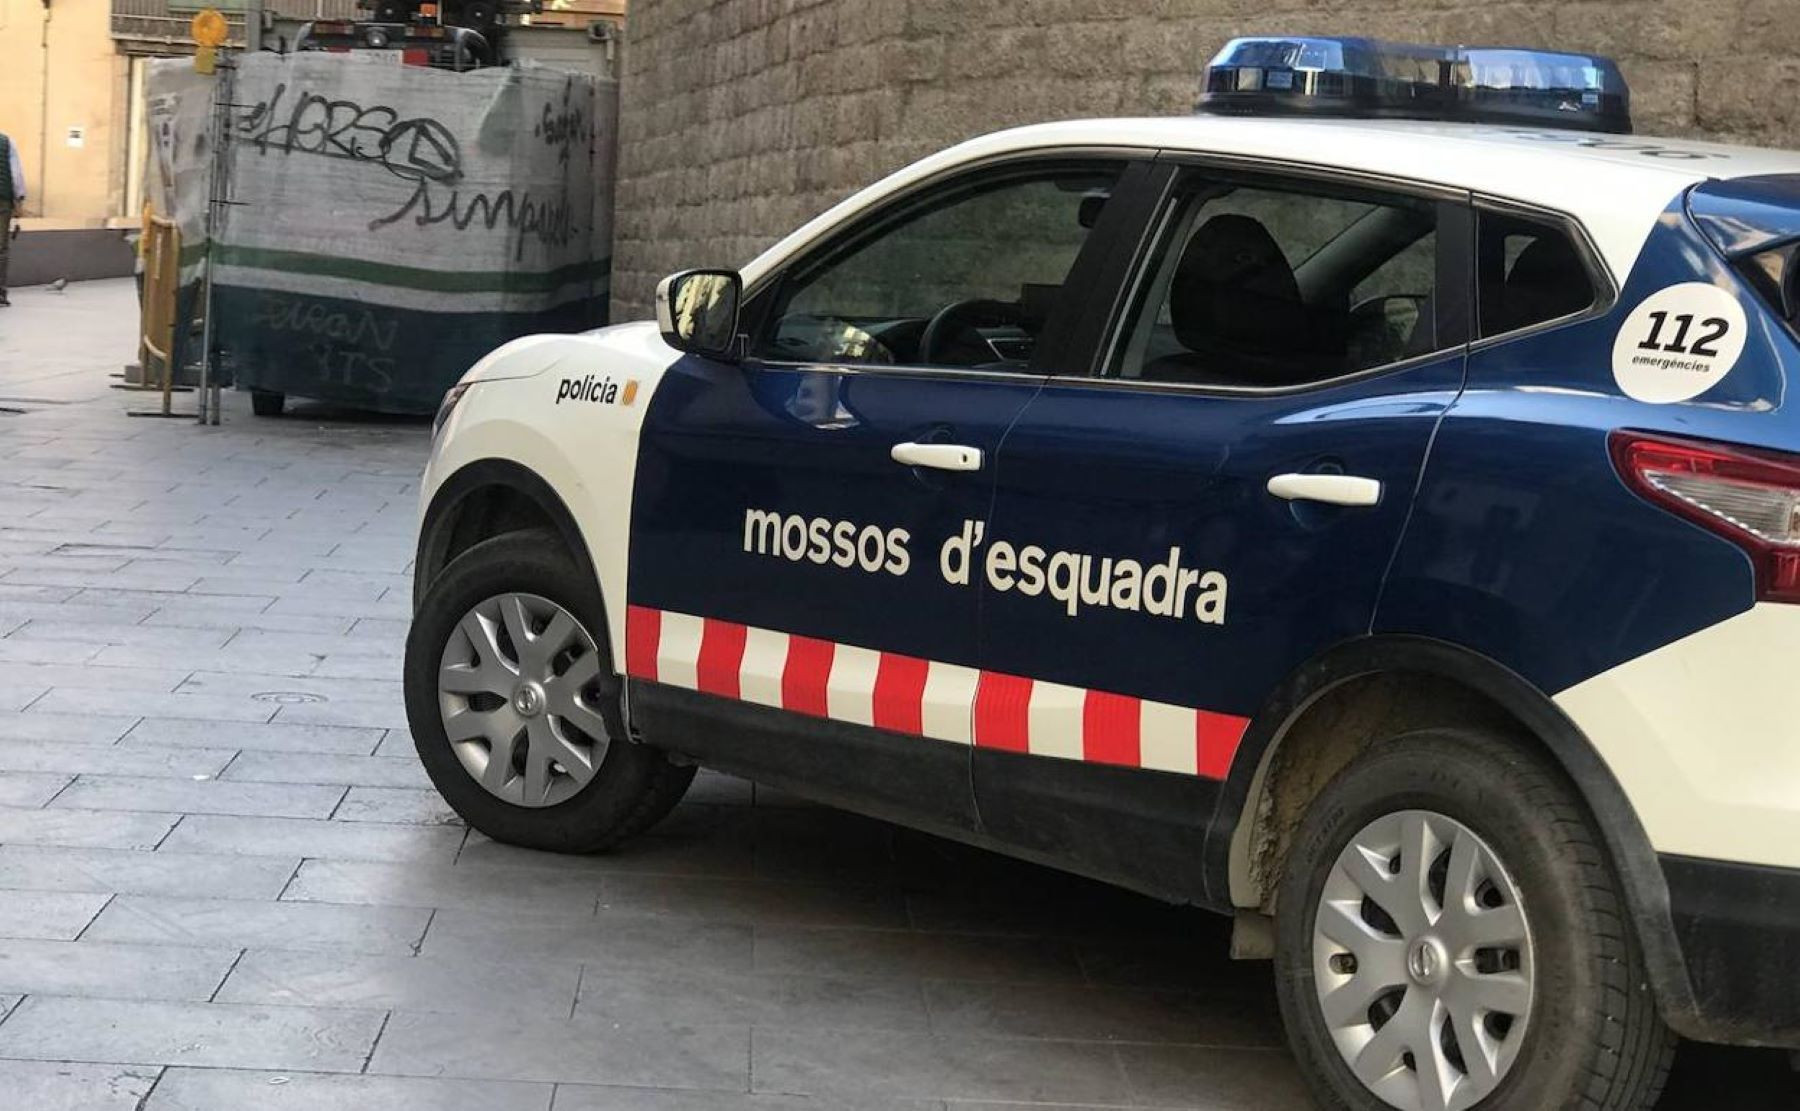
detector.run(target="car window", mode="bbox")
[1114,178,1441,388]
[753,164,1124,371]
[1476,211,1598,338]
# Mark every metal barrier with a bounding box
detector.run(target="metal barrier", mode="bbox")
[129,214,188,419]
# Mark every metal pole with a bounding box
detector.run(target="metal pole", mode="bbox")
[245,0,264,53]
[196,56,233,426]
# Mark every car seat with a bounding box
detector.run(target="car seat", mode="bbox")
[1143,214,1341,386]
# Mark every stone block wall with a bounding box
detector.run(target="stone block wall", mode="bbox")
[611,0,1800,320]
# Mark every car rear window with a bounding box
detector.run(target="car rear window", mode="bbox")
[1475,211,1600,340]
[1689,175,1800,332]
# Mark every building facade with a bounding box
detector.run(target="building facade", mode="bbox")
[609,0,1800,321]
[0,0,326,229]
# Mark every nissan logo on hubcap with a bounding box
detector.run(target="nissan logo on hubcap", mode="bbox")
[513,682,546,718]
[1408,937,1448,987]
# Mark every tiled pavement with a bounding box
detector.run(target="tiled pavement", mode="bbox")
[0,279,1792,1110]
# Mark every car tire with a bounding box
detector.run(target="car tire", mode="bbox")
[403,529,694,853]
[250,390,285,417]
[1273,728,1675,1111]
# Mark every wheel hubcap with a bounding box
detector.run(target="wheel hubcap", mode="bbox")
[436,592,611,808]
[1312,809,1534,1111]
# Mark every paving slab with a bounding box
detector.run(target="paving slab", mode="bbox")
[0,845,299,898]
[75,587,276,613]
[220,750,430,788]
[369,1010,748,1089]
[216,947,579,1017]
[332,785,462,825]
[0,1060,161,1111]
[269,698,412,730]
[144,1068,555,1111]
[10,619,230,645]
[419,906,753,972]
[179,669,404,704]
[751,927,1087,986]
[749,1028,1129,1104]
[227,630,400,659]
[0,709,142,744]
[0,803,180,849]
[574,965,931,1033]
[0,769,74,806]
[0,888,112,939]
[84,894,433,954]
[125,717,385,754]
[0,938,239,1000]
[0,996,386,1072]
[0,661,189,694]
[159,814,464,862]
[312,652,409,679]
[456,827,757,879]
[0,682,52,710]
[52,775,347,819]
[597,875,908,930]
[284,858,602,915]
[96,644,332,675]
[551,1089,941,1111]
[921,980,1284,1046]
[0,636,106,662]
[1113,1044,1313,1110]
[140,608,356,635]
[0,741,235,778]
[32,688,278,723]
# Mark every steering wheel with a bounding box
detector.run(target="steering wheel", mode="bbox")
[918,299,1026,366]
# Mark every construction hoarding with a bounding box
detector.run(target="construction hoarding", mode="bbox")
[146,52,616,414]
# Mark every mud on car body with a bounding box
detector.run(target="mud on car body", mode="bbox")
[407,36,1800,1111]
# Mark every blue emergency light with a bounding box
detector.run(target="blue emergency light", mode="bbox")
[1198,36,1632,134]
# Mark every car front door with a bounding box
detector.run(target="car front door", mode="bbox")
[625,156,1151,835]
[970,165,1473,903]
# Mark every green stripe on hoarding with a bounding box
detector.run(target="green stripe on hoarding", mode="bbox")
[176,243,609,295]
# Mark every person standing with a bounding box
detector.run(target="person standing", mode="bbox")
[0,130,23,306]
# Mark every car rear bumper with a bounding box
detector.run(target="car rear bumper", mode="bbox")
[1661,854,1800,1047]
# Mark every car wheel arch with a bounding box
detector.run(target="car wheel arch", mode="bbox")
[1215,632,1704,1035]
[414,458,603,617]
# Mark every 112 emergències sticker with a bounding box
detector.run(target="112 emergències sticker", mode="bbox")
[1612,283,1748,404]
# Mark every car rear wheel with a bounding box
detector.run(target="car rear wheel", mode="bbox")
[404,529,693,852]
[1274,728,1675,1111]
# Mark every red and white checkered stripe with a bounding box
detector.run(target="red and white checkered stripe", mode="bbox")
[625,605,1246,780]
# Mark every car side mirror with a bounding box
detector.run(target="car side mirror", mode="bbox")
[656,269,743,361]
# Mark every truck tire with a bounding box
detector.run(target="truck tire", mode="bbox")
[1274,728,1675,1111]
[403,529,694,853]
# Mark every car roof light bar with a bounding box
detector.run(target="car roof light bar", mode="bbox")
[1198,36,1632,134]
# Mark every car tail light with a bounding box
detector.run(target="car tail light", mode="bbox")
[1611,431,1800,602]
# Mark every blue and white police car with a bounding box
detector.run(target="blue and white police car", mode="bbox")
[406,37,1800,1111]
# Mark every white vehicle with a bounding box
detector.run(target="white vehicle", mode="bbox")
[407,37,1800,1111]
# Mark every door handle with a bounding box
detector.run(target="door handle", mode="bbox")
[1267,473,1382,507]
[891,442,984,472]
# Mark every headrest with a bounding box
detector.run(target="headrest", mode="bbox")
[1493,235,1591,334]
[1167,214,1309,357]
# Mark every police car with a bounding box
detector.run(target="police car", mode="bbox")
[406,36,1800,1111]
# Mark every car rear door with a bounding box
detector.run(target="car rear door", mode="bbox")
[625,156,1157,836]
[970,163,1473,904]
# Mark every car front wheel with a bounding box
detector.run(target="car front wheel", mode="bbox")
[403,529,693,853]
[1274,728,1675,1111]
